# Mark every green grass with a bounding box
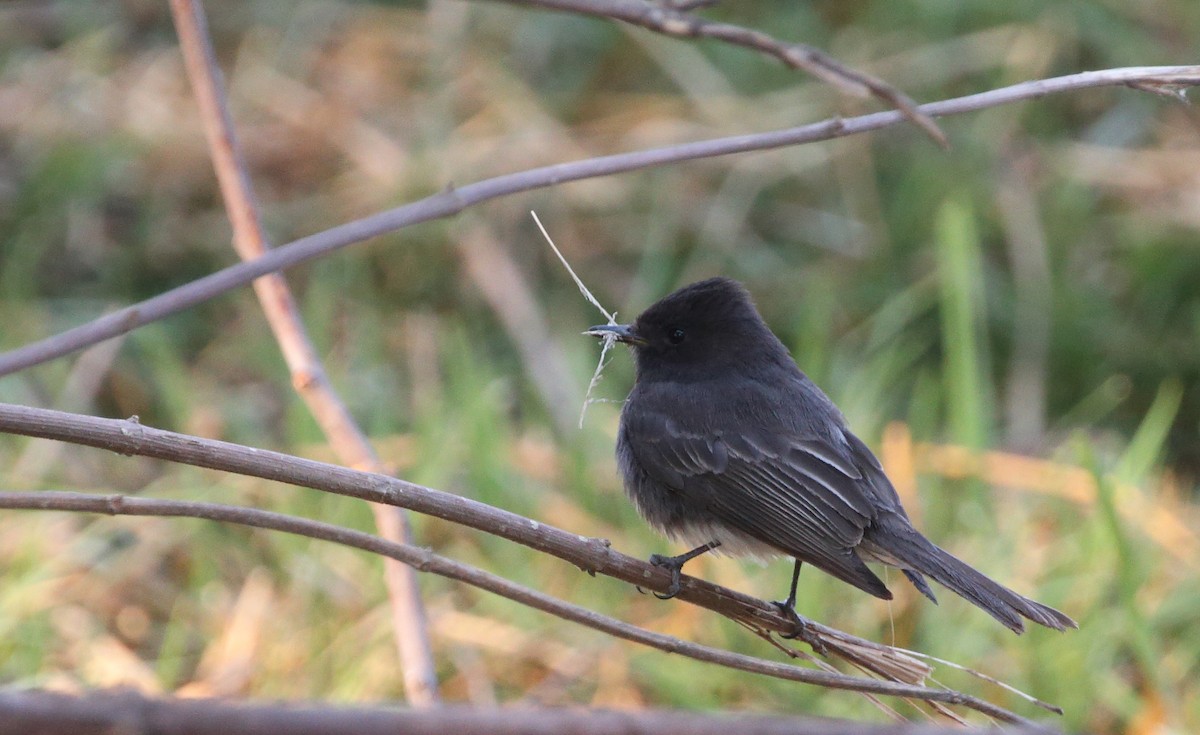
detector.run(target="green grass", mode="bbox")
[1,2,1199,732]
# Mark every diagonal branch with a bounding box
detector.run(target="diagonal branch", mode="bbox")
[0,402,1061,722]
[0,490,1035,725]
[0,66,1196,377]
[488,0,947,145]
[167,0,438,704]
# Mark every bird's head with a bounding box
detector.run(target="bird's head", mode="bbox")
[586,277,782,379]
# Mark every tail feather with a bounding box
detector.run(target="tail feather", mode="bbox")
[902,569,938,604]
[869,527,1076,634]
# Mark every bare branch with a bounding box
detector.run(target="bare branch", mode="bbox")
[0,66,1195,377]
[0,403,1052,723]
[167,0,438,704]
[0,490,1043,725]
[664,0,721,10]
[0,689,1061,735]
[11,338,124,483]
[488,0,947,145]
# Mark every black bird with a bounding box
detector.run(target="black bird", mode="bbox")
[587,277,1075,633]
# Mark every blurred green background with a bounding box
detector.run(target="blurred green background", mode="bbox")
[1,1,1198,732]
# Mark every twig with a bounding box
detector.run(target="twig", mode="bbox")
[0,66,1196,377]
[168,0,438,704]
[0,490,1035,725]
[489,0,947,146]
[663,0,721,10]
[11,337,124,484]
[0,402,1052,722]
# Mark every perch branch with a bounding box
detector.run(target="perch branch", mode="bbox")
[0,403,1058,722]
[0,66,1195,377]
[168,0,438,704]
[0,490,1033,725]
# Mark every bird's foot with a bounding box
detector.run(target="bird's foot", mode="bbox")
[772,599,827,656]
[648,553,685,599]
[641,542,720,599]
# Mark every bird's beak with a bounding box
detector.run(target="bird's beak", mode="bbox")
[584,323,645,346]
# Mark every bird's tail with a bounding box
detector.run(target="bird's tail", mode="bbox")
[866,526,1076,634]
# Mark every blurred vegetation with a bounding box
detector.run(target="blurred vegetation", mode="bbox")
[0,1,1199,732]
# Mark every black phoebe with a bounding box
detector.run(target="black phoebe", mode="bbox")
[587,277,1075,633]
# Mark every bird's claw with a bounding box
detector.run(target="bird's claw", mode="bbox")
[649,553,684,599]
[772,599,827,655]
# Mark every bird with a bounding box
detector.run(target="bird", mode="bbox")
[586,276,1075,634]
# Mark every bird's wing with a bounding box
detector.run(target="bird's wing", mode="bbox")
[624,403,888,595]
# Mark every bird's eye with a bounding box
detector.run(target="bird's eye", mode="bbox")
[668,328,686,345]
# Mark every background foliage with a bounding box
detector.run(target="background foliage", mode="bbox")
[1,1,1198,732]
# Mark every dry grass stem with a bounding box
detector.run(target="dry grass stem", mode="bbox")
[530,210,620,428]
[895,648,1063,715]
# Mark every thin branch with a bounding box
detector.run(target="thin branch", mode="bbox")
[0,690,1060,735]
[0,491,1035,725]
[489,0,947,145]
[167,0,438,704]
[11,337,124,483]
[0,66,1195,377]
[665,0,722,10]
